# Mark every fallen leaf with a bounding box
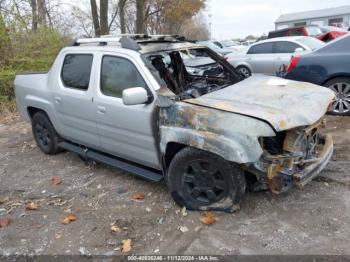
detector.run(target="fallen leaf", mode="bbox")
[0,196,9,205]
[55,233,62,239]
[181,207,188,217]
[200,212,215,225]
[26,201,39,211]
[62,213,77,225]
[132,192,145,201]
[179,226,189,233]
[51,176,62,185]
[111,226,121,233]
[121,239,132,253]
[0,218,11,228]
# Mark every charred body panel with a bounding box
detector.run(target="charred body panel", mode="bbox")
[159,102,275,164]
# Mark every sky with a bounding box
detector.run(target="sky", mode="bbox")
[207,0,350,39]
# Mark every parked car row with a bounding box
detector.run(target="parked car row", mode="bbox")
[268,24,348,42]
[224,36,325,77]
[204,34,349,116]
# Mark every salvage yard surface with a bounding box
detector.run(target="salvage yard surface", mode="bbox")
[0,114,350,255]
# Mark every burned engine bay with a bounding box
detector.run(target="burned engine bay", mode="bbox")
[143,48,242,100]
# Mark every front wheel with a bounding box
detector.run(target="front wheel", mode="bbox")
[166,147,246,212]
[324,77,350,116]
[236,66,252,79]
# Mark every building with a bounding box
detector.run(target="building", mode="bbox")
[275,5,350,30]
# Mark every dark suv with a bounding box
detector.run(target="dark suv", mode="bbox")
[285,35,350,116]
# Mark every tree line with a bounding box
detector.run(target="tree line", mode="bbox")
[0,0,209,112]
[0,0,209,37]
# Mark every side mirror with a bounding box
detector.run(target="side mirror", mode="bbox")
[122,87,149,105]
[294,47,304,52]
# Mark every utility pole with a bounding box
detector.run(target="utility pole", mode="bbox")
[208,14,212,40]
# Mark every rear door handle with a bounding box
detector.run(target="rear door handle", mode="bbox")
[97,106,106,114]
[54,96,62,104]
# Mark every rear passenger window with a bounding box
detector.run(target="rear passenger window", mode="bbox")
[247,43,274,54]
[61,54,93,90]
[101,56,147,98]
[275,41,302,53]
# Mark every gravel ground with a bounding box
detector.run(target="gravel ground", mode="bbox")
[0,114,349,256]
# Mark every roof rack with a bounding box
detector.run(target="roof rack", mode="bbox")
[71,34,188,51]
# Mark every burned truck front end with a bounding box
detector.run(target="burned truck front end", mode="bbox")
[158,100,334,195]
[252,120,333,193]
[140,42,334,196]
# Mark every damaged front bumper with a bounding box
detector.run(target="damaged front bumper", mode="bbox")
[246,122,334,194]
[292,134,333,187]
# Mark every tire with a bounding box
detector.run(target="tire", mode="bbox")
[236,66,251,78]
[32,111,62,155]
[166,147,246,212]
[324,77,350,116]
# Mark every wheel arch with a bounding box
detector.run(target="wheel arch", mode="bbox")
[163,142,187,169]
[27,106,46,120]
[322,74,350,86]
[235,63,252,72]
[160,127,263,166]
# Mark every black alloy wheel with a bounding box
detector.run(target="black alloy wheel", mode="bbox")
[182,160,228,205]
[166,147,246,211]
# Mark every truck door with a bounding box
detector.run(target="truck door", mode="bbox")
[52,52,101,150]
[94,52,160,170]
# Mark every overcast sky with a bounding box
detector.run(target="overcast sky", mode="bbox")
[207,0,350,39]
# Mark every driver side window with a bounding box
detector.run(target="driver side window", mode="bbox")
[100,56,147,98]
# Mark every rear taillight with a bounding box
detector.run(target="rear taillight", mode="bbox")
[286,56,301,73]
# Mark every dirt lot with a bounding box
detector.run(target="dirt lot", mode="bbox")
[0,114,350,256]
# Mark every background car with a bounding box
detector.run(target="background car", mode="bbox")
[197,40,233,56]
[240,40,256,46]
[213,40,246,52]
[285,35,350,116]
[225,36,325,77]
[268,25,348,42]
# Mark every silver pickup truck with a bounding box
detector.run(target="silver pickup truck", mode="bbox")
[15,35,335,212]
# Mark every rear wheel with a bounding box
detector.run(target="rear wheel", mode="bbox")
[324,77,350,116]
[236,66,251,78]
[166,147,246,212]
[32,111,62,154]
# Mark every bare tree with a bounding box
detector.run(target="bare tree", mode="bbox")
[90,0,109,36]
[99,0,108,35]
[37,0,46,27]
[30,0,37,30]
[90,0,100,36]
[0,9,11,65]
[136,0,146,33]
[118,0,127,34]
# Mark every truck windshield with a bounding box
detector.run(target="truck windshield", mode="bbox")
[142,47,242,99]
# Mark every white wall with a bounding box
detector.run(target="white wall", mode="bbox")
[276,14,350,29]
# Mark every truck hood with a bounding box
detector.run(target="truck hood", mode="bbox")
[185,75,335,132]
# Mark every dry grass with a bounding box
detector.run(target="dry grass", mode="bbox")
[0,99,17,121]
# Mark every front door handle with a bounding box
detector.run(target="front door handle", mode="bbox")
[54,96,62,104]
[97,106,106,114]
